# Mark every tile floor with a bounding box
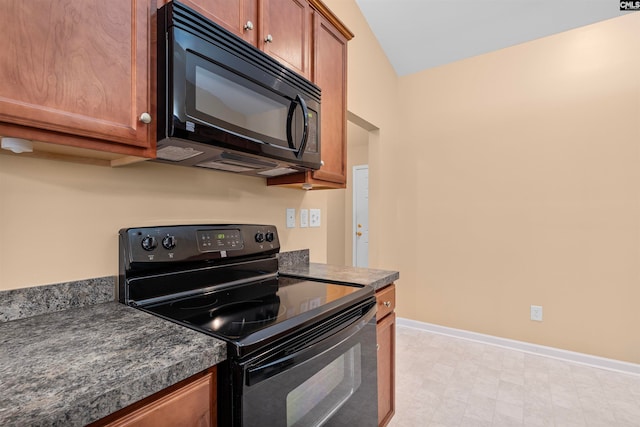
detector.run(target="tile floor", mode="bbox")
[388,325,640,427]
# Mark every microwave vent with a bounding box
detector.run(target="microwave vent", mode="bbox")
[157,145,204,162]
[196,151,279,172]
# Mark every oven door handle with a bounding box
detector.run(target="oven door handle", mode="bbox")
[246,302,376,386]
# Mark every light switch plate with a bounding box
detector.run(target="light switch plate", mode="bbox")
[310,209,321,227]
[286,208,296,228]
[300,209,309,228]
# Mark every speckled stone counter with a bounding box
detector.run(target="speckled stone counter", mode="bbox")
[0,301,226,427]
[0,276,115,322]
[280,262,399,291]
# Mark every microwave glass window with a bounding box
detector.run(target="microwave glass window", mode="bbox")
[286,343,362,426]
[195,65,292,142]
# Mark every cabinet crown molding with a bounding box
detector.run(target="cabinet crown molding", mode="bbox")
[309,0,354,40]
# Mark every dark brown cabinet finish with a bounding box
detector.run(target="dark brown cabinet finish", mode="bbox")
[0,0,155,161]
[376,284,396,427]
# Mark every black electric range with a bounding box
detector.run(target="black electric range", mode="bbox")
[118,224,379,426]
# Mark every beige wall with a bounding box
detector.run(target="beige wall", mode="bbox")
[325,1,640,364]
[0,155,329,290]
[396,14,640,364]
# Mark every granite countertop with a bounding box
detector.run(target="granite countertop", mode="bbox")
[0,301,226,427]
[279,262,399,291]
[0,252,398,426]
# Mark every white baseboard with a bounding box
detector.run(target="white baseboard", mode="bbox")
[397,317,640,377]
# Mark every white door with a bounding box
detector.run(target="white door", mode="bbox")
[353,165,369,267]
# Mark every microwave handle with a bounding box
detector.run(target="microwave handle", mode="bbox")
[286,94,310,159]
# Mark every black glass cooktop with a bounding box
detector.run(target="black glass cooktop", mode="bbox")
[144,277,365,341]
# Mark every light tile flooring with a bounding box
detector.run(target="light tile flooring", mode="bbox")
[388,326,640,427]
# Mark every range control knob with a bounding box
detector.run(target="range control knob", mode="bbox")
[141,236,157,251]
[162,235,177,250]
[265,231,275,242]
[255,232,265,243]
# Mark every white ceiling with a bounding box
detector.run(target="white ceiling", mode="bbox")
[354,0,632,76]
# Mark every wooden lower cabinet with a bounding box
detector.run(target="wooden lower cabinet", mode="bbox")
[90,367,216,427]
[376,284,396,427]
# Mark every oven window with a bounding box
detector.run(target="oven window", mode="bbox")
[194,64,291,142]
[286,344,362,427]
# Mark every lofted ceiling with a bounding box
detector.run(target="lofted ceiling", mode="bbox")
[354,0,633,76]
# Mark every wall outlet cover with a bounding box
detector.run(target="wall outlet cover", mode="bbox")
[286,208,296,228]
[530,305,543,322]
[310,209,321,227]
[300,209,309,228]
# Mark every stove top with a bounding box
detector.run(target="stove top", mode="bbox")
[119,224,375,359]
[144,276,365,341]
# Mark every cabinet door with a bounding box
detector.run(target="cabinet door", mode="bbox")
[377,311,396,427]
[311,12,347,185]
[181,0,258,46]
[261,0,311,78]
[0,0,153,155]
[97,371,215,427]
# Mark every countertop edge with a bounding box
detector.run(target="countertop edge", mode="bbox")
[279,262,399,291]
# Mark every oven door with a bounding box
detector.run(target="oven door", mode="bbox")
[237,300,378,427]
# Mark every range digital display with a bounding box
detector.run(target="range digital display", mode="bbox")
[197,229,243,252]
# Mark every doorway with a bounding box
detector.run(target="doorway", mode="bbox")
[353,165,369,267]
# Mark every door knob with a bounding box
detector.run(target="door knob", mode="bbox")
[139,112,152,124]
[356,232,362,236]
[357,224,362,228]
[265,34,273,43]
[244,21,254,31]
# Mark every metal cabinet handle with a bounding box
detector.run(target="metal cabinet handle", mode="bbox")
[320,160,325,166]
[244,21,254,31]
[139,112,152,124]
[265,34,273,43]
[356,232,362,236]
[383,301,391,308]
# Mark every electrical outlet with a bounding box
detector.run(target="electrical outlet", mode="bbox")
[309,209,321,227]
[300,209,309,228]
[286,208,296,228]
[530,305,543,322]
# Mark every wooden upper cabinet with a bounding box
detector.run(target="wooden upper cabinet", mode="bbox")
[260,0,311,78]
[183,0,310,78]
[182,0,258,46]
[267,3,352,189]
[0,0,154,160]
[309,11,348,185]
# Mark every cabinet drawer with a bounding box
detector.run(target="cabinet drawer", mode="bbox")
[375,284,395,320]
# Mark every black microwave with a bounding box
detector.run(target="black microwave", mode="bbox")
[155,1,321,177]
